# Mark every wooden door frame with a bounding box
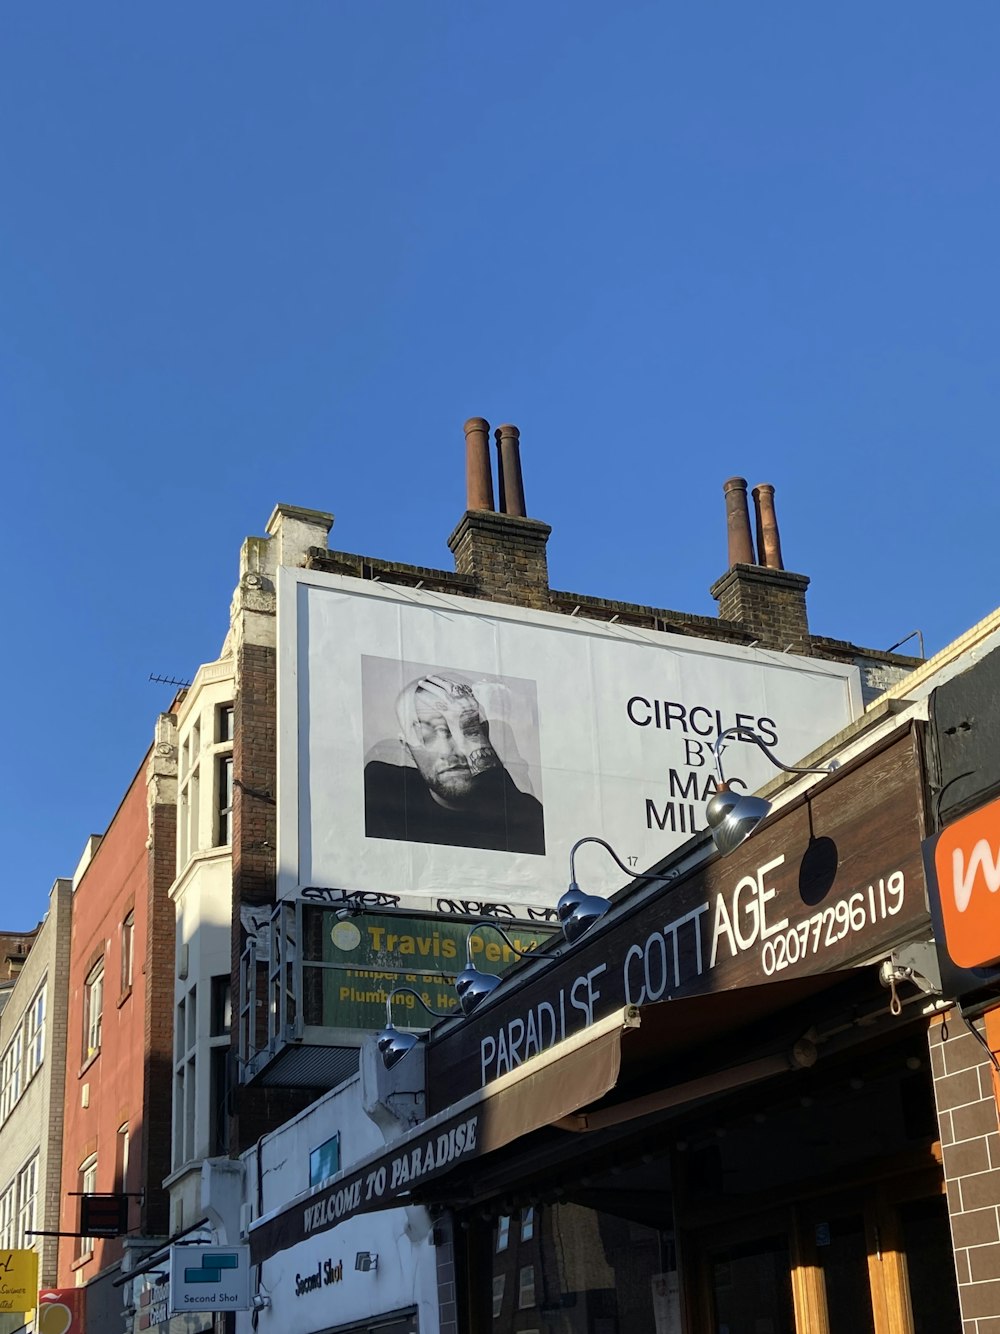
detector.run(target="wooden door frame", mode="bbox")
[684,1170,946,1334]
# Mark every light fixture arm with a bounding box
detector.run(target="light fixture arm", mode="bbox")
[383,986,449,1028]
[711,727,838,785]
[464,921,542,969]
[568,836,677,890]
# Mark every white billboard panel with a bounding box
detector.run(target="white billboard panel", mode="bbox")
[278,570,863,908]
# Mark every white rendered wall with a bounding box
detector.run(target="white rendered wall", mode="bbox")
[239,1075,440,1334]
[167,659,236,1234]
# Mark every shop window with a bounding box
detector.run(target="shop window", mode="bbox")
[481,1193,672,1333]
[25,984,45,1078]
[120,910,134,996]
[82,959,104,1062]
[309,1134,341,1187]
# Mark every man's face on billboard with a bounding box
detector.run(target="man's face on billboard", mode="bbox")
[403,676,499,807]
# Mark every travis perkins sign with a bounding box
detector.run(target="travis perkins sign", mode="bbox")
[429,727,929,1107]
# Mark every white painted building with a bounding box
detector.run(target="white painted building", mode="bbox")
[0,878,72,1294]
[165,653,237,1236]
[238,1067,437,1334]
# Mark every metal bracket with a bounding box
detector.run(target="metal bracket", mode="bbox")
[879,941,943,1014]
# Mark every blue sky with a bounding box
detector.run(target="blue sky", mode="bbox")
[2,3,998,925]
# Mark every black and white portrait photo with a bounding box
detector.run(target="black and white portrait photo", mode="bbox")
[361,656,545,855]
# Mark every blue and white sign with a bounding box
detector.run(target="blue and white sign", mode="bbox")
[168,1244,251,1314]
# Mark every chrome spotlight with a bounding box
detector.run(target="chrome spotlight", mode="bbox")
[560,837,678,945]
[455,923,546,1016]
[707,727,838,856]
[375,1023,419,1070]
[557,881,612,944]
[375,987,448,1068]
[704,785,772,857]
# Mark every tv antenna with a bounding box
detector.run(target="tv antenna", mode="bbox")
[148,673,193,689]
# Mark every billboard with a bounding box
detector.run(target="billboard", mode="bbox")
[301,909,557,1029]
[278,570,863,907]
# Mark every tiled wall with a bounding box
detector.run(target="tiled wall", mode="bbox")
[930,1013,1000,1332]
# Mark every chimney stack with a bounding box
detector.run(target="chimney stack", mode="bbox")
[495,424,527,518]
[464,417,495,511]
[723,477,756,567]
[710,477,810,652]
[449,417,551,609]
[752,483,784,570]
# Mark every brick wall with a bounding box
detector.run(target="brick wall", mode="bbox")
[709,564,811,652]
[231,639,315,1153]
[142,798,177,1237]
[433,1213,460,1334]
[929,1014,1000,1330]
[447,511,552,609]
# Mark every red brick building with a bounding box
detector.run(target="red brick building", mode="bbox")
[56,719,177,1323]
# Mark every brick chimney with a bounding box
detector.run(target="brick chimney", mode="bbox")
[448,418,551,609]
[709,478,810,652]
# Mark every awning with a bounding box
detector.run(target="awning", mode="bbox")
[248,1005,640,1264]
[249,965,901,1264]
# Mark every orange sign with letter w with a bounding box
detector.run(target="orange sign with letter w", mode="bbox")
[935,794,1000,968]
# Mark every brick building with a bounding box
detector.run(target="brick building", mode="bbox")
[55,726,176,1328]
[142,416,926,1334]
[0,877,71,1299]
[210,424,911,1144]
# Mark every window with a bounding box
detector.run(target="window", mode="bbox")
[115,1124,130,1194]
[83,960,104,1061]
[0,1032,22,1119]
[217,704,234,743]
[521,1205,535,1242]
[492,1274,506,1319]
[216,755,233,846]
[496,1215,510,1252]
[76,1155,97,1259]
[309,1134,341,1187]
[25,985,45,1079]
[209,1047,229,1157]
[0,1186,14,1249]
[16,1156,37,1248]
[210,975,232,1036]
[178,697,234,869]
[120,911,134,995]
[173,986,197,1170]
[518,1265,536,1309]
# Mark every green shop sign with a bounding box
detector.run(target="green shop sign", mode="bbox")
[302,910,556,1031]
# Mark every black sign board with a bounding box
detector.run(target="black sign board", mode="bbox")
[79,1192,129,1237]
